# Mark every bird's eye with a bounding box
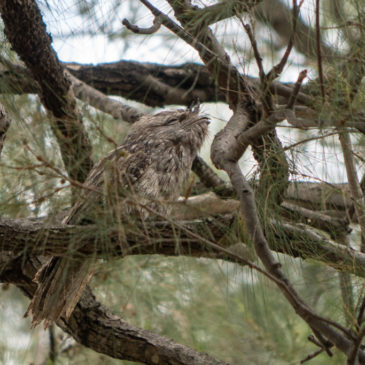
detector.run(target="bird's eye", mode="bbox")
[165,117,178,125]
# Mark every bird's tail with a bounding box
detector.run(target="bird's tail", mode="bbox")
[25,257,93,328]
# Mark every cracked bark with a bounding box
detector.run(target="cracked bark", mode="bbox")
[0,0,93,183]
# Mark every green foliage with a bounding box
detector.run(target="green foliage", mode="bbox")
[1,256,348,364]
[2,0,365,364]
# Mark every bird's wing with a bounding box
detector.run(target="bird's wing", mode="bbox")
[63,146,151,225]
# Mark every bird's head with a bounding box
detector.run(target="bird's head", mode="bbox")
[128,107,209,153]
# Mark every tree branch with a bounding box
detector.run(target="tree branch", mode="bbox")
[254,0,337,61]
[210,102,362,361]
[0,254,228,365]
[0,102,11,158]
[0,193,363,279]
[0,59,314,108]
[0,0,93,183]
[67,71,142,123]
[339,130,365,252]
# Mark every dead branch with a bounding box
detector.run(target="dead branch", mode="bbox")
[122,16,162,34]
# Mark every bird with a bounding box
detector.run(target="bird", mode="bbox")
[26,105,209,327]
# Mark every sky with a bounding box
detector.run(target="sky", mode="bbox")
[40,0,351,184]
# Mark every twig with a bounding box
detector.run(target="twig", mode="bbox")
[283,130,337,151]
[348,326,365,364]
[138,0,209,55]
[286,69,308,109]
[357,296,365,331]
[241,20,273,113]
[243,0,303,114]
[242,23,265,84]
[311,328,333,357]
[122,16,162,35]
[266,0,304,83]
[0,102,11,159]
[338,129,365,252]
[315,0,325,102]
[49,324,57,362]
[300,348,324,363]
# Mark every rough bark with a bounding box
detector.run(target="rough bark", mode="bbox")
[0,189,361,279]
[0,60,312,107]
[0,254,228,365]
[0,0,93,183]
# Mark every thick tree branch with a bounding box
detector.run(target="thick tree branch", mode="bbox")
[0,0,93,183]
[210,102,362,361]
[0,254,228,365]
[139,0,259,112]
[0,192,362,279]
[43,61,365,133]
[67,71,142,123]
[0,60,314,108]
[180,0,262,27]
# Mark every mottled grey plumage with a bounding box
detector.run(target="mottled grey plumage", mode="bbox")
[26,107,209,327]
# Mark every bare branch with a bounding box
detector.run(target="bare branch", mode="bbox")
[266,0,304,83]
[254,0,337,61]
[0,59,314,107]
[0,192,363,278]
[281,202,349,238]
[339,130,365,252]
[122,16,162,34]
[67,72,142,123]
[0,102,11,158]
[141,0,258,110]
[0,0,93,183]
[348,326,365,365]
[315,0,325,102]
[179,0,262,27]
[191,156,234,197]
[242,22,265,84]
[286,69,308,109]
[210,102,359,359]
